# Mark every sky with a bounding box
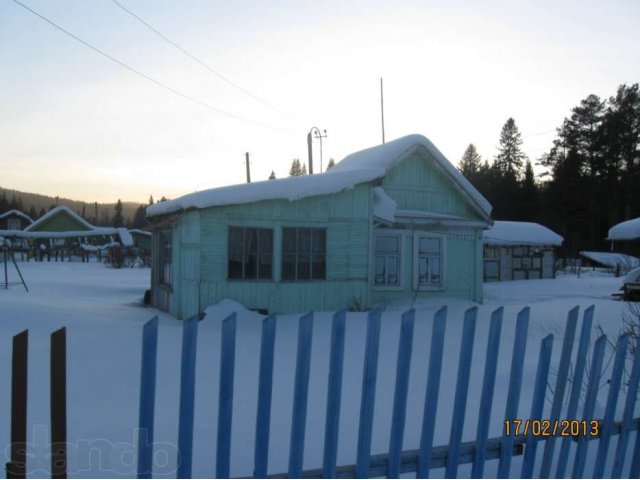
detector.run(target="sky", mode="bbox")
[1,0,638,204]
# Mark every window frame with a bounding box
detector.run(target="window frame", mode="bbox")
[281,227,327,282]
[412,231,446,291]
[227,226,274,281]
[372,230,404,290]
[159,229,173,287]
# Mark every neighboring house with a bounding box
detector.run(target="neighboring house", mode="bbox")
[146,134,493,319]
[607,217,640,258]
[483,221,563,281]
[129,229,152,253]
[0,209,33,231]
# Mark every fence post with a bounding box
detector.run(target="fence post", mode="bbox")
[572,335,607,478]
[177,316,199,479]
[521,334,554,478]
[445,307,477,478]
[355,307,382,478]
[539,306,578,478]
[497,307,530,478]
[137,317,159,479]
[254,314,277,478]
[417,306,447,478]
[323,310,347,479]
[555,305,594,478]
[388,309,415,478]
[216,313,237,478]
[51,327,67,480]
[7,330,28,480]
[612,337,640,477]
[593,333,630,478]
[471,307,503,478]
[288,312,314,478]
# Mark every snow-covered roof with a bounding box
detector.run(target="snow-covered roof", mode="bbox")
[25,205,96,231]
[0,209,33,223]
[607,217,640,241]
[372,186,397,223]
[484,221,563,246]
[0,228,127,240]
[129,229,152,236]
[624,266,640,284]
[580,251,640,271]
[147,134,492,219]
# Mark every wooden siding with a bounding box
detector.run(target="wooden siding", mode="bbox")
[173,211,201,319]
[27,210,91,232]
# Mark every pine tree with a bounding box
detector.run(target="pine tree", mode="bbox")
[301,164,307,175]
[0,193,8,213]
[519,160,538,220]
[268,170,276,180]
[327,158,336,170]
[113,199,124,227]
[149,195,154,205]
[28,206,37,220]
[38,207,46,218]
[132,205,147,229]
[289,159,303,176]
[495,118,527,178]
[458,144,482,179]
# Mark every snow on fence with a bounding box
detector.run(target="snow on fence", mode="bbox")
[5,307,640,478]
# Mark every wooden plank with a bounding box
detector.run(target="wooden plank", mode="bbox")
[288,312,314,478]
[387,309,416,478]
[217,313,237,478]
[254,314,277,478]
[51,327,67,479]
[521,334,554,478]
[497,307,530,478]
[612,337,640,477]
[539,306,578,478]
[417,306,447,478]
[593,333,629,478]
[445,307,477,478]
[355,307,382,478]
[8,330,28,480]
[471,307,503,478]
[137,317,158,479]
[177,316,199,479]
[572,334,607,479]
[555,305,594,478]
[323,310,347,479]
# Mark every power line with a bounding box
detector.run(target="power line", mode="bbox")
[11,0,291,132]
[112,0,290,118]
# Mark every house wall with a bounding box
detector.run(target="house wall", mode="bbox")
[29,212,90,232]
[370,150,486,304]
[1,214,29,230]
[484,245,556,281]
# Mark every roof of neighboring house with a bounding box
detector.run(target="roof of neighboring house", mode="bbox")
[25,205,95,232]
[0,209,33,223]
[147,134,492,219]
[580,251,640,271]
[607,217,640,241]
[483,221,564,246]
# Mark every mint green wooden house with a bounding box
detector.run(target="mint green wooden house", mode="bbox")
[147,134,493,319]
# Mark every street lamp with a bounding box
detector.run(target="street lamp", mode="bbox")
[307,127,327,174]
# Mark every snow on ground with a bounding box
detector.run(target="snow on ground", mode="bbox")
[0,261,637,478]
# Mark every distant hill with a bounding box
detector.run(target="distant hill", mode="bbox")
[0,186,145,226]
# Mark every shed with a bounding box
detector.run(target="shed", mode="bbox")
[607,217,640,258]
[147,134,493,318]
[0,209,33,231]
[483,221,563,281]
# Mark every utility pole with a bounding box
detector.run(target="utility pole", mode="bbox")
[245,152,251,183]
[307,127,327,173]
[306,132,314,174]
[380,77,386,144]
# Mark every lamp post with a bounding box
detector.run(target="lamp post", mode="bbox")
[307,127,327,174]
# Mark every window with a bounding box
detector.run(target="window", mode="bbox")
[282,227,326,281]
[7,218,20,230]
[413,233,444,289]
[159,230,172,286]
[374,233,401,287]
[228,227,273,280]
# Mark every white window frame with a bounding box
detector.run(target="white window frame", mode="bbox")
[413,231,446,291]
[7,218,20,230]
[372,230,404,290]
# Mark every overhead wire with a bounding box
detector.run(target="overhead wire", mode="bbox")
[111,0,291,119]
[11,0,294,132]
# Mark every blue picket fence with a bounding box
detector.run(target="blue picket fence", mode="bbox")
[136,305,640,478]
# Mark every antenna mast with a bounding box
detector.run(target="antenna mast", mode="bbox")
[380,77,386,144]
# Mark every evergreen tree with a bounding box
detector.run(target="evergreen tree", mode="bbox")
[518,160,538,220]
[495,118,527,178]
[149,195,154,205]
[289,159,303,176]
[132,205,147,229]
[28,206,37,220]
[0,193,8,213]
[268,170,276,180]
[458,144,482,179]
[113,199,124,227]
[38,207,46,218]
[301,163,307,175]
[160,196,167,202]
[326,158,336,170]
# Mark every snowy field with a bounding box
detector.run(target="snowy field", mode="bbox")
[0,261,637,478]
